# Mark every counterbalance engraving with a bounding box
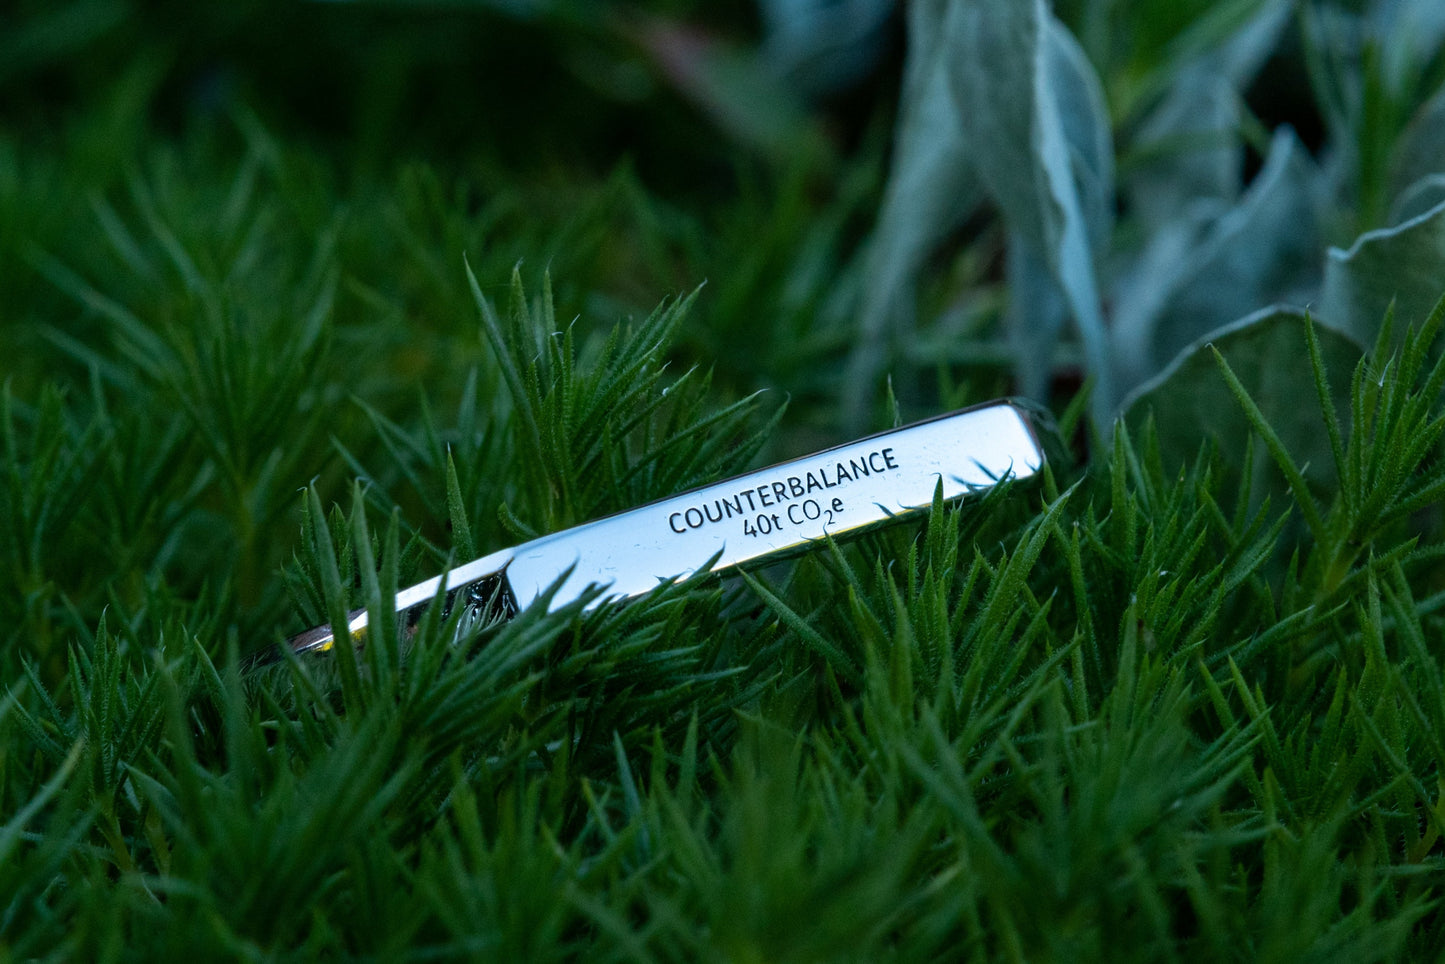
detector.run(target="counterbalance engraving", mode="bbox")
[667,447,899,535]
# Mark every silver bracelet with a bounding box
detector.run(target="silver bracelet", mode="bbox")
[286,400,1047,655]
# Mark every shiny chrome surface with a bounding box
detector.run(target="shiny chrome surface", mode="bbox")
[290,401,1044,654]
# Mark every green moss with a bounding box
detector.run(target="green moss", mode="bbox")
[6,3,1445,959]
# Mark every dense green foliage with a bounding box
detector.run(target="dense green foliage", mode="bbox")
[7,1,1445,959]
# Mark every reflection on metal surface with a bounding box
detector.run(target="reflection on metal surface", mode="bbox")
[289,401,1045,655]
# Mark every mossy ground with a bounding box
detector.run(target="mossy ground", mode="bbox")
[5,4,1445,960]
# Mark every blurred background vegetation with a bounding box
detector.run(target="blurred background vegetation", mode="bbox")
[3,0,904,665]
[7,0,1445,695]
[8,0,1445,680]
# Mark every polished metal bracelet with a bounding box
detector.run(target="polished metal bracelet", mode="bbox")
[285,400,1046,655]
